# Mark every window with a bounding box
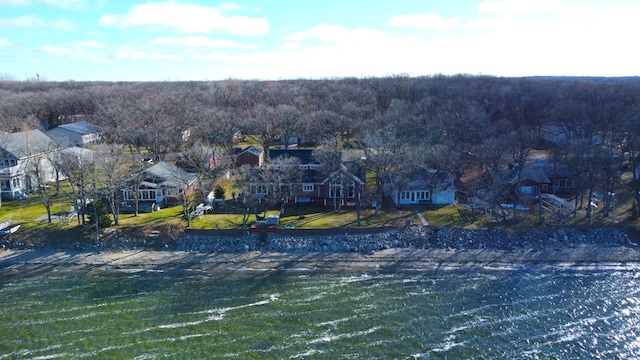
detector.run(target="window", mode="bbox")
[1,179,9,190]
[346,181,355,198]
[166,188,179,197]
[251,184,268,195]
[302,184,314,192]
[329,179,343,198]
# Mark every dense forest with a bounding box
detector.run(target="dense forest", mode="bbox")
[2,75,640,223]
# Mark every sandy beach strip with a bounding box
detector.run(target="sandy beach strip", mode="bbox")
[1,244,640,274]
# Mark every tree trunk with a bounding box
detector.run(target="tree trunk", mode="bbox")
[356,192,361,226]
[93,203,100,245]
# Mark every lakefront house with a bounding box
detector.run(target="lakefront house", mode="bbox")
[0,129,62,200]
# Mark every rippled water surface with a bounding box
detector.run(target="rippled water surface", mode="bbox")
[1,267,639,359]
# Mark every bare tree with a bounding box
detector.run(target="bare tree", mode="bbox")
[94,144,129,225]
[57,147,95,225]
[175,142,219,227]
[28,153,58,222]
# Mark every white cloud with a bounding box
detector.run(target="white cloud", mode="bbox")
[114,46,148,60]
[0,0,31,6]
[150,52,183,60]
[283,24,389,44]
[0,15,45,28]
[151,36,256,49]
[0,38,11,46]
[388,12,459,30]
[41,0,91,9]
[99,1,268,36]
[0,0,91,9]
[51,19,75,30]
[279,42,299,51]
[0,15,76,30]
[284,24,348,42]
[41,44,72,55]
[73,40,105,48]
[218,2,245,11]
[478,0,588,17]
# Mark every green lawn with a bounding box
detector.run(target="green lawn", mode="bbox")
[186,205,417,229]
[3,188,639,248]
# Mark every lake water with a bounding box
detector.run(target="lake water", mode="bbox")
[1,266,639,359]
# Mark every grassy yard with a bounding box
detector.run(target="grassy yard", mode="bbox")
[3,182,640,247]
[186,204,418,229]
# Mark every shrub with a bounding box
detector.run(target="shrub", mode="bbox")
[87,199,113,229]
[214,185,225,200]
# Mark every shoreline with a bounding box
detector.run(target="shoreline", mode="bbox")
[2,244,640,275]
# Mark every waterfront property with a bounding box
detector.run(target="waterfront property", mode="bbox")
[121,161,198,212]
[0,129,62,200]
[248,163,366,207]
[386,169,457,206]
[490,160,575,196]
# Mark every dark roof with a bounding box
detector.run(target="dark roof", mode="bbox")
[269,149,318,164]
[58,121,102,135]
[494,160,572,185]
[390,170,455,192]
[238,145,263,157]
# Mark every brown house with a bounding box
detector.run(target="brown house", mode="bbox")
[249,164,365,207]
[236,145,264,167]
[491,160,575,196]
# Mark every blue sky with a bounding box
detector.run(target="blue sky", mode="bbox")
[1,0,638,81]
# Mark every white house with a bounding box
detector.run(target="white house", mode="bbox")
[0,129,62,199]
[386,170,457,206]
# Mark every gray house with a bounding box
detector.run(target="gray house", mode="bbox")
[121,161,198,211]
[386,169,457,206]
[46,120,103,147]
[0,129,62,199]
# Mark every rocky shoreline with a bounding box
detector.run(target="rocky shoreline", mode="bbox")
[1,226,639,274]
[1,225,635,254]
[175,226,634,254]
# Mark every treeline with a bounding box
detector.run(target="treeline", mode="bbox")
[2,75,640,214]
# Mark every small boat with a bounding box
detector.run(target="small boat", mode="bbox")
[1,224,20,235]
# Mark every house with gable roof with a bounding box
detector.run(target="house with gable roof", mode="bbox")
[491,160,574,196]
[0,129,62,199]
[385,169,457,207]
[46,119,102,147]
[236,145,264,167]
[246,149,365,207]
[121,161,198,212]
